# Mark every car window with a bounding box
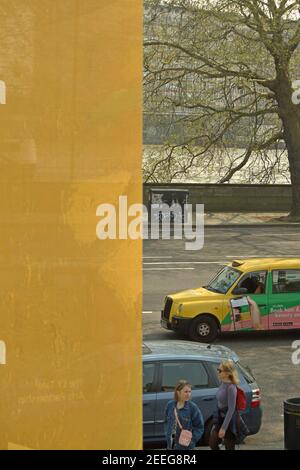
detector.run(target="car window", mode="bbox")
[272,270,300,294]
[160,361,210,392]
[238,271,267,295]
[143,363,156,394]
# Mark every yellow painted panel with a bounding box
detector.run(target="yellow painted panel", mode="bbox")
[7,443,32,450]
[0,0,142,449]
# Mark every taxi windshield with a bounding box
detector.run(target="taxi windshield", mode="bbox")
[205,266,241,294]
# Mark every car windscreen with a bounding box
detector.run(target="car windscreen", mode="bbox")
[205,266,241,294]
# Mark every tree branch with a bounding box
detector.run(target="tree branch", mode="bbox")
[144,40,268,82]
[219,130,284,183]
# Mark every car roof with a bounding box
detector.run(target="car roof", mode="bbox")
[230,258,300,271]
[143,340,239,362]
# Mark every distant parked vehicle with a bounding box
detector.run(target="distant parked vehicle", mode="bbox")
[161,258,300,342]
[143,340,262,448]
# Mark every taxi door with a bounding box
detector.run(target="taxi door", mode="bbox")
[231,270,269,331]
[268,269,300,330]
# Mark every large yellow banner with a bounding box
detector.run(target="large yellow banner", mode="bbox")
[0,0,142,449]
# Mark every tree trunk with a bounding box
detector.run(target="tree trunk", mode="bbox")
[282,114,300,217]
[274,65,300,217]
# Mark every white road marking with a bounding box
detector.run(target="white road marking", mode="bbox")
[225,255,259,258]
[144,267,195,271]
[205,233,300,237]
[144,261,226,265]
[142,311,153,313]
[143,256,173,259]
[225,255,300,258]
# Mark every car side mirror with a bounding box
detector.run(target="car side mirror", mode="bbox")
[232,287,248,295]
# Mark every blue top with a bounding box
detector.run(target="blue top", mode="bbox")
[216,382,237,431]
[164,400,204,450]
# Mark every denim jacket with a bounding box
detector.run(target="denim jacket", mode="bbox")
[164,400,204,450]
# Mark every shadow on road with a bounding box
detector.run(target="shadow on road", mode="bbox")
[144,328,300,345]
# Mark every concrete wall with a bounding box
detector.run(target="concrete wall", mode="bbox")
[144,183,292,212]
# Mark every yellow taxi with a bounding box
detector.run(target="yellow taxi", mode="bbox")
[161,258,300,342]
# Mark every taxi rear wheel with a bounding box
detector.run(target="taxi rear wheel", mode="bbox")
[189,315,219,343]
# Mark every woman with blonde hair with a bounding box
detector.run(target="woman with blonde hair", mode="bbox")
[209,361,241,450]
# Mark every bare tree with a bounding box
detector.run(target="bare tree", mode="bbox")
[144,0,300,216]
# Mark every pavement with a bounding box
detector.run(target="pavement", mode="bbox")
[202,212,300,227]
[199,441,284,450]
[237,442,285,450]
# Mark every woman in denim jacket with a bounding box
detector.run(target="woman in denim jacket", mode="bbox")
[164,380,204,450]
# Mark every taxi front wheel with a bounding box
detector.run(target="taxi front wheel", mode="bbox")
[189,315,219,343]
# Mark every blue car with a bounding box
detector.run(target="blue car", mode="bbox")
[143,340,262,448]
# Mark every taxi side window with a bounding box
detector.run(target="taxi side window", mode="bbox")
[238,271,266,294]
[272,270,300,294]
